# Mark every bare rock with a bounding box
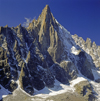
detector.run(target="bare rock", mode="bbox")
[50,63,69,84]
[77,51,94,80]
[60,61,78,80]
[74,81,95,101]
[8,80,18,92]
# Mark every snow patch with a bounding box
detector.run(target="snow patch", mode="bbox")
[2,76,100,100]
[92,69,100,80]
[71,46,80,55]
[33,77,86,98]
[70,76,87,87]
[20,87,33,97]
[0,84,11,100]
[34,79,73,98]
[15,70,20,88]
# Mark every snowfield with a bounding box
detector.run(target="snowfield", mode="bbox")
[17,77,87,98]
[92,69,100,80]
[1,75,100,101]
[0,84,11,100]
[0,77,86,100]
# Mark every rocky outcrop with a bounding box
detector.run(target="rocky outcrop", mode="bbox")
[72,34,100,69]
[74,81,95,101]
[0,47,17,92]
[8,80,18,92]
[50,63,69,84]
[19,66,34,95]
[77,51,94,80]
[60,61,78,81]
[27,5,64,63]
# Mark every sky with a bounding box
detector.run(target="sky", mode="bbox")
[0,0,100,45]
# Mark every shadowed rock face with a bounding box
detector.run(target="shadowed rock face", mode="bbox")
[0,47,18,92]
[50,63,69,84]
[77,51,94,80]
[0,47,10,86]
[0,5,96,97]
[60,61,78,81]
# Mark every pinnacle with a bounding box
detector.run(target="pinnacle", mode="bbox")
[4,25,8,28]
[37,5,52,22]
[42,4,51,14]
[45,5,50,10]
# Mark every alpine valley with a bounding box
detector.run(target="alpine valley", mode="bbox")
[0,5,100,101]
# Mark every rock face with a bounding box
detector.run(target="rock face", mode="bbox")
[74,81,95,101]
[77,51,94,80]
[0,5,99,100]
[0,46,18,92]
[72,34,100,69]
[60,61,78,81]
[0,47,11,87]
[50,63,69,84]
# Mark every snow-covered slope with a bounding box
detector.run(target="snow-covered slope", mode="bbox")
[0,84,11,100]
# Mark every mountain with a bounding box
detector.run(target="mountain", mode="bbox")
[0,5,100,101]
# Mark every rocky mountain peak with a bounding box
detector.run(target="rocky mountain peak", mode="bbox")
[40,5,51,18]
[37,4,55,26]
[4,25,8,28]
[43,4,50,13]
[0,5,100,101]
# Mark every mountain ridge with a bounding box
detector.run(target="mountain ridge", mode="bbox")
[0,5,100,101]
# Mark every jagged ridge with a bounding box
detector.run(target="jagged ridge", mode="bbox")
[0,5,100,101]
